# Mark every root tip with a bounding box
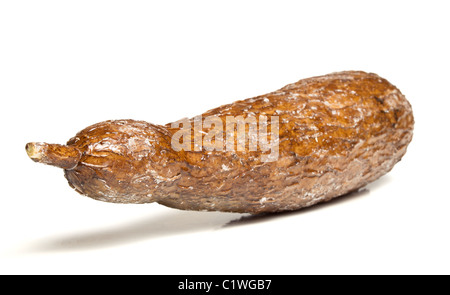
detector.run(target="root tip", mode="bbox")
[25,142,82,170]
[26,142,44,161]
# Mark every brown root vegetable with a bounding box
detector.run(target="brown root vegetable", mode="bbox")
[26,71,414,213]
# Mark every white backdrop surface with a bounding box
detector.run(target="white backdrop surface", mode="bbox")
[0,1,449,274]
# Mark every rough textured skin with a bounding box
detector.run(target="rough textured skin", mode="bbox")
[28,71,414,213]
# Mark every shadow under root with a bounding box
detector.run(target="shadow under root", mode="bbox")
[26,176,390,253]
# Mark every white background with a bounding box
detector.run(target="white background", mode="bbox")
[0,0,449,275]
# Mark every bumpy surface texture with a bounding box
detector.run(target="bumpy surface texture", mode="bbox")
[53,71,413,213]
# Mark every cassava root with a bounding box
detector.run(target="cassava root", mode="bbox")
[26,71,414,213]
